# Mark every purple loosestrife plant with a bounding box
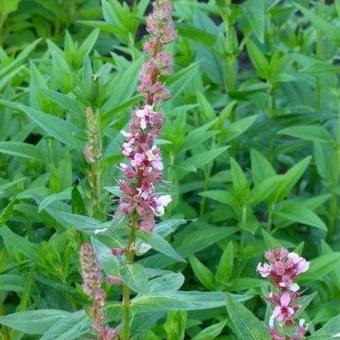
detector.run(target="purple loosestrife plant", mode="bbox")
[80,243,118,340]
[257,248,310,340]
[117,0,175,232]
[114,1,176,339]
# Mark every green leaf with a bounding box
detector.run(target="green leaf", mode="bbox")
[0,225,38,262]
[197,91,216,121]
[178,147,229,174]
[277,156,311,200]
[0,0,20,18]
[246,40,269,79]
[78,29,100,59]
[136,230,186,263]
[0,100,83,150]
[0,310,70,335]
[38,189,72,212]
[293,2,339,43]
[230,157,249,199]
[71,186,85,215]
[177,24,217,46]
[310,315,340,338]
[0,141,44,162]
[224,115,258,142]
[274,205,327,231]
[101,59,141,116]
[262,229,284,248]
[279,125,334,144]
[189,256,216,290]
[242,0,265,43]
[39,87,85,118]
[249,176,281,205]
[299,253,340,282]
[149,272,184,293]
[192,321,226,340]
[155,219,187,237]
[225,294,270,340]
[131,291,226,313]
[0,274,24,292]
[251,149,276,184]
[41,310,91,340]
[121,263,149,294]
[164,311,187,340]
[175,226,238,260]
[0,200,16,226]
[49,210,111,235]
[199,190,234,205]
[216,241,234,284]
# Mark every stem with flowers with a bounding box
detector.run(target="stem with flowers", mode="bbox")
[114,1,176,338]
[84,106,103,218]
[257,248,310,340]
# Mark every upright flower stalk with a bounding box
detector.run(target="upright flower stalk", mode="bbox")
[84,106,103,218]
[115,1,176,339]
[80,243,117,340]
[257,248,310,340]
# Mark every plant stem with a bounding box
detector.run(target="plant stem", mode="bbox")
[89,161,102,218]
[121,214,137,340]
[200,138,216,215]
[316,0,325,109]
[223,9,237,93]
[237,205,247,276]
[327,100,340,242]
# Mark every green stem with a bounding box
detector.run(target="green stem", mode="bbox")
[267,202,275,232]
[316,0,325,109]
[237,205,247,276]
[89,161,102,218]
[327,102,340,241]
[200,138,216,215]
[121,214,137,340]
[223,10,237,92]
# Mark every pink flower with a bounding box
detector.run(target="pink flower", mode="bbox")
[257,263,272,277]
[288,252,310,275]
[112,248,126,256]
[131,153,145,167]
[269,327,285,340]
[106,276,123,286]
[153,194,172,216]
[79,243,114,339]
[271,293,295,324]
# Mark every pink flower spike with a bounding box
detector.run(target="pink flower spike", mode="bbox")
[257,248,310,339]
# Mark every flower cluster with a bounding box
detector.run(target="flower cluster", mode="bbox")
[80,243,117,340]
[84,107,102,164]
[257,248,310,340]
[117,0,175,232]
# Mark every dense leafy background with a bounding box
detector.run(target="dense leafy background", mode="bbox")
[0,0,340,339]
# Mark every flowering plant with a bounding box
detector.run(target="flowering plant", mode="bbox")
[257,248,310,340]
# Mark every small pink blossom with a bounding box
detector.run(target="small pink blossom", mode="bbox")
[106,276,123,286]
[257,263,272,277]
[271,293,295,323]
[112,248,126,256]
[153,194,172,216]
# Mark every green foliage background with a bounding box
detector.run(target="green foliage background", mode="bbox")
[0,0,340,339]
